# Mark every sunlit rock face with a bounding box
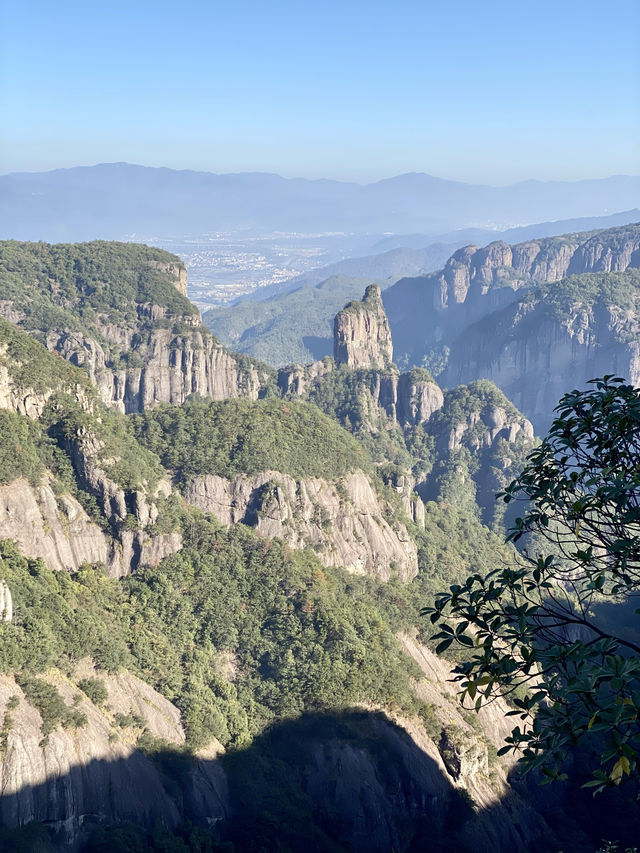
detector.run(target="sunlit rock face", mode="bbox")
[334,285,393,370]
[385,223,640,373]
[0,579,12,621]
[184,468,418,581]
[45,324,268,414]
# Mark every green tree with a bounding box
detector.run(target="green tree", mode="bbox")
[426,377,640,791]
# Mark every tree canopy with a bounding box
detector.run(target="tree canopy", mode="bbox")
[426,377,640,791]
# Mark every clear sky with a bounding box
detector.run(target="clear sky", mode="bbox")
[1,0,639,184]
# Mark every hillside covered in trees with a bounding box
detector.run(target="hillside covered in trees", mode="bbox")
[0,239,638,852]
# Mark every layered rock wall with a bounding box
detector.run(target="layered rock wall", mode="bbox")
[0,476,180,577]
[0,665,227,845]
[47,325,268,414]
[385,223,640,365]
[184,469,418,580]
[444,299,640,432]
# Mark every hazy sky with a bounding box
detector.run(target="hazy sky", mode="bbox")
[2,0,639,183]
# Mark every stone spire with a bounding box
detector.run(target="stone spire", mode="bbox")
[333,285,393,369]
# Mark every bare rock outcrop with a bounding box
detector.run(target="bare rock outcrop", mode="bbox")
[0,477,180,576]
[0,478,111,573]
[334,285,393,369]
[0,579,12,621]
[0,342,91,420]
[429,225,640,313]
[444,298,640,433]
[386,223,640,368]
[396,370,444,426]
[47,325,269,414]
[279,360,444,432]
[184,469,418,580]
[0,666,227,846]
[277,357,334,396]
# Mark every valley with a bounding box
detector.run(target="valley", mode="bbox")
[0,226,637,850]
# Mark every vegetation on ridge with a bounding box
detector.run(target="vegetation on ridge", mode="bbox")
[0,240,197,335]
[131,396,370,483]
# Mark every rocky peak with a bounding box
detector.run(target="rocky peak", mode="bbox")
[334,285,393,369]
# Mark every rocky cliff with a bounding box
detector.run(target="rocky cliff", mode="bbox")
[280,360,444,432]
[0,319,182,575]
[279,289,533,528]
[184,469,418,580]
[0,579,11,621]
[422,381,535,527]
[385,222,640,368]
[0,647,571,853]
[0,241,272,414]
[0,662,227,846]
[334,284,393,369]
[443,270,640,432]
[47,321,269,414]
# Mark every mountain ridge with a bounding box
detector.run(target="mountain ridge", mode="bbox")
[3,162,639,241]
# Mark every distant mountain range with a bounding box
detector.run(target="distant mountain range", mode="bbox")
[370,209,640,253]
[1,162,639,241]
[204,212,640,367]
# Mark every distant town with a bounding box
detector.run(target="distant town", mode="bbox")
[132,232,353,309]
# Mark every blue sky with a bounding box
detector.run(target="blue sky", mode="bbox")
[1,0,639,183]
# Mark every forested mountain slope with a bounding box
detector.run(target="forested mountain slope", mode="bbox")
[0,240,637,851]
[0,241,272,412]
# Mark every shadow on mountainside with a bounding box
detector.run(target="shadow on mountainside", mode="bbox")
[0,709,639,853]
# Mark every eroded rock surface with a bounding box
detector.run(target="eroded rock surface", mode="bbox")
[47,325,269,414]
[334,284,393,369]
[0,666,227,846]
[444,298,640,432]
[184,469,418,580]
[385,223,640,370]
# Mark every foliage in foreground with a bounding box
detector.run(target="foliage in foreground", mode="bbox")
[426,378,640,790]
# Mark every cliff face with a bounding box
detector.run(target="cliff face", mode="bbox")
[334,285,393,369]
[184,469,418,580]
[444,290,640,433]
[0,579,12,621]
[0,474,181,577]
[0,478,110,574]
[0,242,272,414]
[279,288,533,528]
[0,321,182,576]
[385,223,640,366]
[279,360,445,430]
[422,381,535,527]
[46,318,269,414]
[0,663,227,846]
[60,425,184,577]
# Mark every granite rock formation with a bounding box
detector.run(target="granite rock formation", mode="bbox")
[184,469,418,580]
[334,284,393,369]
[47,321,269,414]
[385,223,640,369]
[443,284,640,432]
[0,663,227,846]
